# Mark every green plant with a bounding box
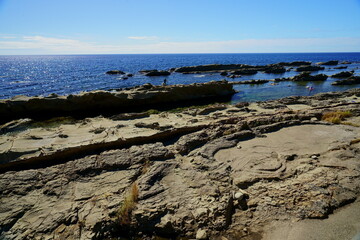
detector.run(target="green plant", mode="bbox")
[146,109,161,115]
[117,183,139,226]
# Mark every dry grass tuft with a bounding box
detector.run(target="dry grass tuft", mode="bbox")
[341,122,360,127]
[350,138,360,145]
[321,111,352,124]
[117,183,139,226]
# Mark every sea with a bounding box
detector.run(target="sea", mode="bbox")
[1,53,360,102]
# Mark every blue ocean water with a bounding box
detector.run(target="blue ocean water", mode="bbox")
[0,53,360,102]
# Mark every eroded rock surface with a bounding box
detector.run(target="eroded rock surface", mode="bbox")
[1,89,360,240]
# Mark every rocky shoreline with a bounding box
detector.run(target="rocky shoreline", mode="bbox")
[0,81,234,124]
[1,86,360,240]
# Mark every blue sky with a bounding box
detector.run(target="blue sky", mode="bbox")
[0,0,360,54]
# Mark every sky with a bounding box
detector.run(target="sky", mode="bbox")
[0,0,360,54]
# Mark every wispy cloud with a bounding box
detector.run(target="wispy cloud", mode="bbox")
[0,35,360,54]
[0,36,16,39]
[128,36,158,40]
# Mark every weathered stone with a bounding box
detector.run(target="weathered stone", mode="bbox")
[196,229,208,239]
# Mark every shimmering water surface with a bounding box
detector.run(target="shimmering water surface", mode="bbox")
[1,53,360,102]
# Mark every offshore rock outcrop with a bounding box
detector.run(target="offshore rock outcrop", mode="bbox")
[0,81,235,123]
[173,62,311,74]
[1,88,360,240]
[317,60,339,65]
[296,65,325,72]
[331,71,354,78]
[292,72,328,81]
[332,76,360,85]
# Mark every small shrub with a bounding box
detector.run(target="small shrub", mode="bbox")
[117,183,139,226]
[321,111,352,124]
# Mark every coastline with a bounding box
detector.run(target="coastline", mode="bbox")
[1,84,360,239]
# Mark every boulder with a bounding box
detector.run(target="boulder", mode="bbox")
[296,66,325,72]
[106,70,125,75]
[317,60,339,65]
[331,71,354,78]
[334,66,348,69]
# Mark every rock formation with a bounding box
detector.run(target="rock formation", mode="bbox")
[1,88,360,239]
[0,81,235,124]
[296,66,325,72]
[331,71,354,78]
[317,60,339,65]
[332,76,360,85]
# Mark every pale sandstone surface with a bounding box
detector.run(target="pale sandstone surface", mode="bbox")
[0,89,360,239]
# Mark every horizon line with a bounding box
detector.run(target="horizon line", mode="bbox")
[1,51,360,56]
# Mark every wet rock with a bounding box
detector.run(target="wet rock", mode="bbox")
[264,67,286,74]
[292,72,328,81]
[296,66,325,72]
[332,76,360,85]
[331,71,354,78]
[317,60,339,65]
[334,66,348,69]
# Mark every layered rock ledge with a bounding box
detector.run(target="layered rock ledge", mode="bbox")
[0,80,235,123]
[1,88,360,240]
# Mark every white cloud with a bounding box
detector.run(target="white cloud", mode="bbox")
[0,35,16,39]
[128,36,158,40]
[0,35,359,54]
